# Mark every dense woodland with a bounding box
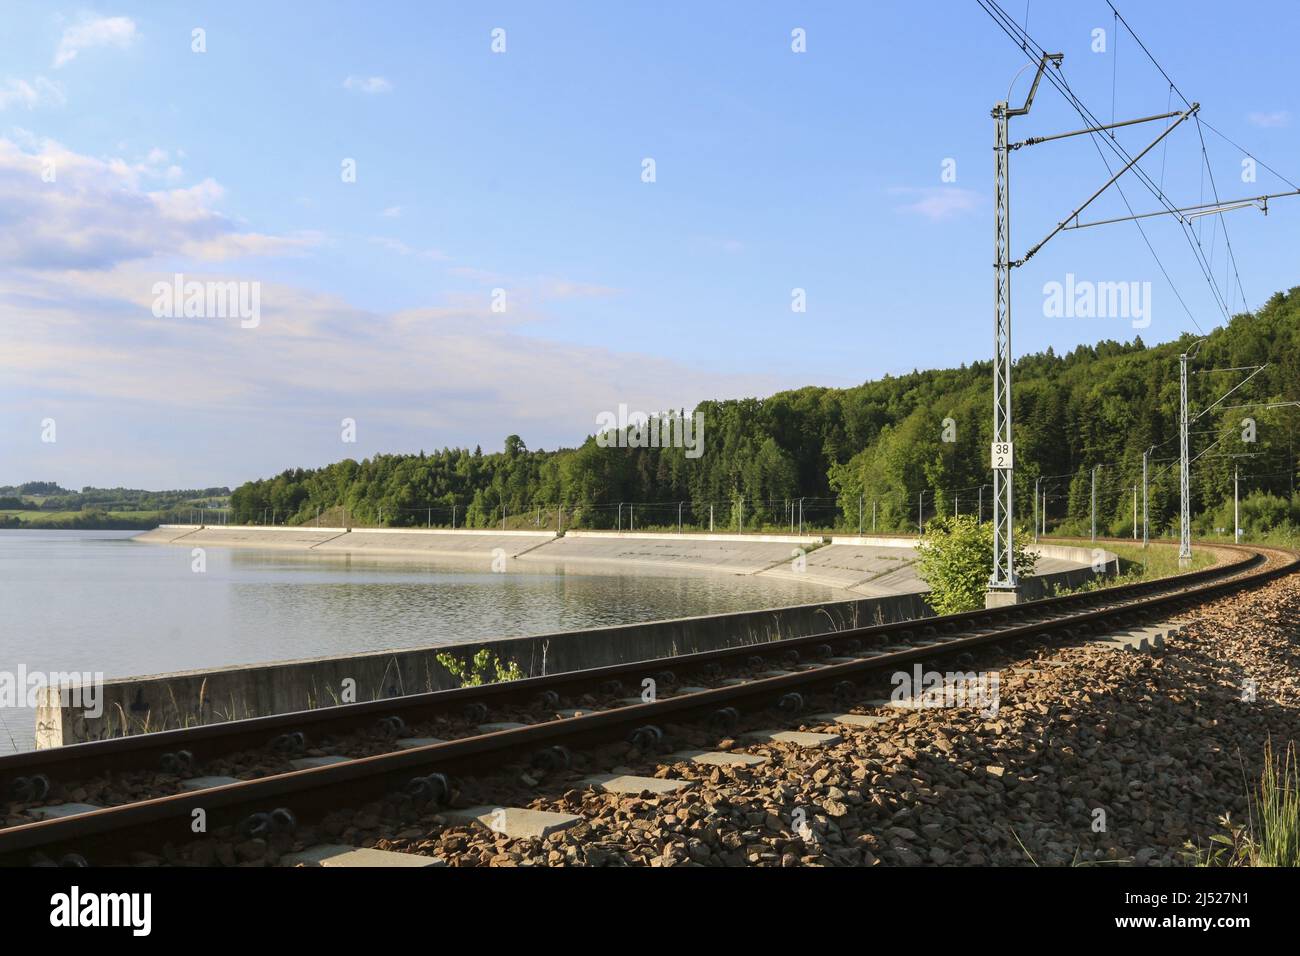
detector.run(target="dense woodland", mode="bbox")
[229,287,1300,539]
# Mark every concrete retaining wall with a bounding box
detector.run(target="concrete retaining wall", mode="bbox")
[764,539,1116,595]
[36,560,1108,748]
[829,535,920,547]
[830,535,1116,567]
[564,531,824,544]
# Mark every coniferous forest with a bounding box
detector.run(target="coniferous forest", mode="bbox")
[230,288,1300,540]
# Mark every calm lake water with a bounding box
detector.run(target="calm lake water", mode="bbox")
[0,529,840,752]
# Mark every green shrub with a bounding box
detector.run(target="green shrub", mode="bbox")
[915,515,1036,614]
[435,649,524,688]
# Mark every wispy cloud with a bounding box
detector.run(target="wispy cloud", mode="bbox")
[381,205,402,218]
[1247,110,1291,129]
[447,265,506,283]
[54,15,137,68]
[448,266,619,302]
[343,75,393,94]
[538,278,619,300]
[891,186,982,222]
[0,76,65,111]
[367,236,447,260]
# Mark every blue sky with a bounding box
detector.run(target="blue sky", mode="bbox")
[2,1,1297,488]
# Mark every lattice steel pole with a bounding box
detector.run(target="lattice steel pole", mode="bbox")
[985,53,1058,605]
[987,96,1019,599]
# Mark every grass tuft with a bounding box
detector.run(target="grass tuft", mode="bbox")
[1188,738,1300,866]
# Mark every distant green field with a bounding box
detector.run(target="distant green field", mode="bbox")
[1103,540,1217,576]
[0,509,175,530]
[0,486,231,530]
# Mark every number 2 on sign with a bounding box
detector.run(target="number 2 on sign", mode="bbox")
[991,442,1014,469]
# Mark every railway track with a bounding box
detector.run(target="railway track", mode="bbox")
[2,542,1294,866]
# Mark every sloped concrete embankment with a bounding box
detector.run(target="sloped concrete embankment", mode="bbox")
[135,525,558,558]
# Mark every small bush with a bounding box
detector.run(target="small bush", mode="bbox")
[435,649,524,688]
[915,515,1036,614]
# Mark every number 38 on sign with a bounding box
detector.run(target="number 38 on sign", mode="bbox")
[990,442,1014,469]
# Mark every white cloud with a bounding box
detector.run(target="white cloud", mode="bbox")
[891,186,982,222]
[343,75,393,94]
[1247,110,1291,129]
[0,136,317,269]
[54,15,137,68]
[381,205,402,218]
[183,230,323,261]
[137,146,183,180]
[0,76,65,110]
